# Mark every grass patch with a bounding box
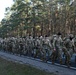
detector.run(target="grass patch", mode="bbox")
[0,57,57,75]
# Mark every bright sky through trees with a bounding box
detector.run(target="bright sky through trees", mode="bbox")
[0,0,75,22]
[0,0,14,21]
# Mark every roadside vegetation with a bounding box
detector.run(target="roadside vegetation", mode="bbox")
[0,57,57,75]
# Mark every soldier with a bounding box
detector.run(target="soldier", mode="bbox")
[12,38,18,54]
[63,34,75,67]
[26,35,33,56]
[12,40,16,54]
[4,38,8,52]
[51,33,63,64]
[0,38,3,50]
[50,34,57,64]
[74,36,76,52]
[2,39,6,52]
[33,37,41,58]
[41,35,52,62]
[18,38,24,56]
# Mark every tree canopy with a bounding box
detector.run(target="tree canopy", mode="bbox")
[0,0,76,38]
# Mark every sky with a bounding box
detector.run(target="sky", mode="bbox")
[0,0,14,21]
[0,0,75,22]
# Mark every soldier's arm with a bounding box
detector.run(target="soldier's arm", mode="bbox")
[72,39,76,53]
[53,38,57,51]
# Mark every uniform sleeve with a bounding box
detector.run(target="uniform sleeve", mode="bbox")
[53,38,57,49]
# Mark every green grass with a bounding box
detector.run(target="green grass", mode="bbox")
[0,57,57,75]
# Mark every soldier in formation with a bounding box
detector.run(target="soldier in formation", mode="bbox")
[63,34,75,67]
[0,33,76,67]
[51,33,63,64]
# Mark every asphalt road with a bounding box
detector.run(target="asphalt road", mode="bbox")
[0,51,76,75]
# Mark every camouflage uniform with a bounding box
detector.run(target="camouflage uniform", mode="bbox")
[63,36,74,67]
[51,35,57,64]
[51,34,63,64]
[33,37,42,58]
[26,36,33,56]
[74,36,76,53]
[42,36,52,62]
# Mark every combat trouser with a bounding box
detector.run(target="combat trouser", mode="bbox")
[51,46,63,64]
[63,47,73,67]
